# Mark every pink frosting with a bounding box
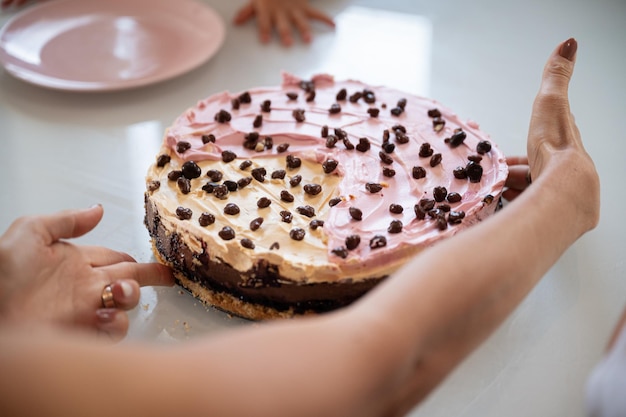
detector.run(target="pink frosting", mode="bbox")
[162,73,508,273]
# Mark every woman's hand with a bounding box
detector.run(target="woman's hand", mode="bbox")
[234,0,335,46]
[0,205,173,341]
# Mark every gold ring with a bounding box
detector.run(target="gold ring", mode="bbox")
[101,285,115,308]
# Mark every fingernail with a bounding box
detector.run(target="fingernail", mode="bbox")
[559,38,577,61]
[120,281,134,298]
[89,203,102,209]
[96,308,117,323]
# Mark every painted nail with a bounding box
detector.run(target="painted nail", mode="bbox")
[559,38,577,61]
[120,281,134,298]
[96,308,117,323]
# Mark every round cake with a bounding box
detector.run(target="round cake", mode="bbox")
[144,73,508,320]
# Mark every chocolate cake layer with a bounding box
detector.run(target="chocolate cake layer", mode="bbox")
[145,194,385,316]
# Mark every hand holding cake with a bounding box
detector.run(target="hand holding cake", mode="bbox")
[0,205,174,341]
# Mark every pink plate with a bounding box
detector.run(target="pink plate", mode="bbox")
[0,0,225,91]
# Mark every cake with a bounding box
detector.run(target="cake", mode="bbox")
[144,73,508,320]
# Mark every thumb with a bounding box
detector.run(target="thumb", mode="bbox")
[537,38,577,102]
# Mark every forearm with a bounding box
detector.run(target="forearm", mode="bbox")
[352,153,598,404]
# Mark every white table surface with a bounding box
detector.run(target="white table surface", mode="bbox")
[1,0,625,416]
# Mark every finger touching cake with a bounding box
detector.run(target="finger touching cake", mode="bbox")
[144,73,508,320]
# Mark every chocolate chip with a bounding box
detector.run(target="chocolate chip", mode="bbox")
[202,182,216,193]
[323,159,338,173]
[231,98,240,110]
[292,109,305,122]
[331,247,349,258]
[286,92,298,100]
[329,103,341,114]
[176,141,191,153]
[389,204,404,214]
[430,153,442,167]
[448,130,467,148]
[321,125,329,138]
[157,154,171,167]
[176,206,192,220]
[241,238,255,249]
[297,205,316,217]
[270,242,280,250]
[335,128,347,139]
[280,210,293,223]
[433,117,445,132]
[349,91,362,102]
[483,194,495,205]
[214,109,232,123]
[438,203,451,212]
[397,98,407,109]
[379,151,394,164]
[289,174,302,187]
[383,129,390,141]
[419,143,433,158]
[199,212,215,226]
[395,132,409,144]
[414,164,432,181]
[414,204,426,220]
[448,210,466,224]
[436,216,448,230]
[310,219,325,230]
[364,90,376,103]
[223,180,238,191]
[466,161,483,183]
[290,228,306,241]
[281,190,295,202]
[468,155,483,163]
[286,155,302,169]
[251,167,266,182]
[218,226,236,240]
[272,169,286,179]
[453,166,468,179]
[391,107,404,116]
[238,176,252,188]
[345,234,361,250]
[477,140,492,154]
[238,91,251,103]
[427,108,441,118]
[382,167,396,177]
[257,197,271,208]
[356,137,371,152]
[253,114,263,128]
[276,143,290,153]
[433,186,448,202]
[382,142,395,153]
[201,134,215,144]
[447,192,462,203]
[221,150,237,163]
[369,235,387,249]
[300,80,314,92]
[365,182,383,193]
[181,161,201,179]
[325,135,338,148]
[419,198,436,211]
[367,108,380,117]
[260,100,271,112]
[349,207,363,221]
[264,137,273,149]
[250,217,264,230]
[147,180,160,192]
[342,137,355,150]
[213,184,229,199]
[224,203,240,215]
[388,220,403,233]
[168,170,183,181]
[239,160,252,170]
[177,177,191,194]
[206,169,223,182]
[303,183,322,195]
[336,88,347,101]
[329,197,342,207]
[306,90,316,102]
